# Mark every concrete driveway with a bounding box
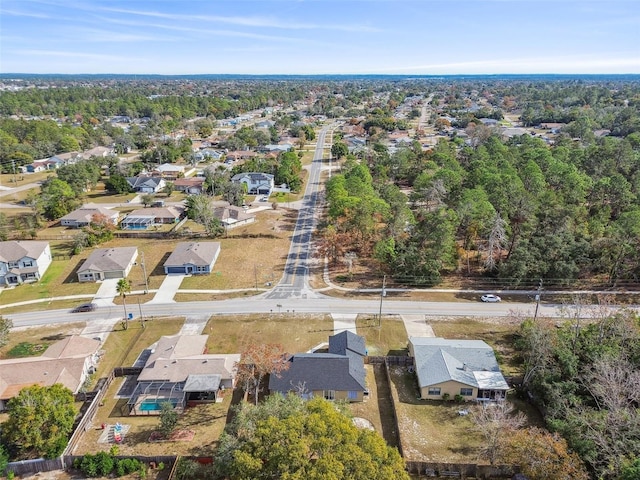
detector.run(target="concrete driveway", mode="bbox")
[147,274,185,304]
[401,315,435,338]
[93,279,120,307]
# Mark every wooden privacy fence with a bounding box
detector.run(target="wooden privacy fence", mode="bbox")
[4,457,65,477]
[405,461,519,478]
[365,355,413,366]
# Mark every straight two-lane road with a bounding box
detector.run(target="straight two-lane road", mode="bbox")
[266,127,329,299]
[6,296,558,328]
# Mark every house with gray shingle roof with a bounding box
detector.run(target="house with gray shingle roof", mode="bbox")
[163,242,220,275]
[269,331,367,402]
[126,175,166,193]
[0,241,52,286]
[409,337,509,401]
[76,247,138,282]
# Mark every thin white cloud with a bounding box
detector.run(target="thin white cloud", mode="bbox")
[1,8,52,18]
[93,5,381,33]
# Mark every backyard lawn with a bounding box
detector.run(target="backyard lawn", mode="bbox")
[388,365,485,463]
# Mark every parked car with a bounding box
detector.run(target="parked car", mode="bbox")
[480,294,501,303]
[72,302,97,313]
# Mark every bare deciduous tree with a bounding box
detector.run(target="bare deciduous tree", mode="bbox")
[483,213,507,270]
[471,401,526,465]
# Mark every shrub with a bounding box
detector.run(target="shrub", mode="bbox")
[454,394,464,403]
[442,393,450,401]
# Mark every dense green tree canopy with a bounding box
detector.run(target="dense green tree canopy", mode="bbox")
[214,394,408,480]
[2,384,77,459]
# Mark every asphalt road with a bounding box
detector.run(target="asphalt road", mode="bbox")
[6,296,556,328]
[266,127,328,300]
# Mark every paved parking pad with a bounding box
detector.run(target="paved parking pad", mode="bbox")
[332,313,357,334]
[400,315,435,338]
[93,279,120,307]
[147,274,185,304]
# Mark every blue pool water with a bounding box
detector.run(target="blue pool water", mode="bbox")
[139,401,176,411]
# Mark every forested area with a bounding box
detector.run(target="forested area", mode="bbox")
[321,78,640,288]
[516,309,640,479]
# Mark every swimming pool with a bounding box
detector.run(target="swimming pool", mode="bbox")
[139,401,177,411]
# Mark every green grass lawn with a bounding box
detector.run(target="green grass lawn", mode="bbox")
[0,260,99,306]
[356,315,409,356]
[0,322,86,359]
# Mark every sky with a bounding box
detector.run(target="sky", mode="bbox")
[1,0,640,75]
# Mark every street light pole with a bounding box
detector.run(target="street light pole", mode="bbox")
[378,274,386,327]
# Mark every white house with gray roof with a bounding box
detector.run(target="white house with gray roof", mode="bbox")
[76,247,138,282]
[409,337,509,401]
[163,242,221,275]
[231,172,274,195]
[126,175,166,193]
[0,241,52,286]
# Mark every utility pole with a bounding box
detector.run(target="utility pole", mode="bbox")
[254,264,258,291]
[11,159,17,185]
[534,279,542,319]
[378,274,386,327]
[137,297,144,327]
[140,252,149,294]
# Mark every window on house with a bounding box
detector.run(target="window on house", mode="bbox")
[347,391,358,400]
[460,388,473,396]
[323,390,335,400]
[427,387,441,396]
[23,261,33,267]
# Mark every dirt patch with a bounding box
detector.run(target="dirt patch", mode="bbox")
[149,429,195,442]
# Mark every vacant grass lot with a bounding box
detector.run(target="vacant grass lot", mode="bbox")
[356,315,409,356]
[203,313,333,354]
